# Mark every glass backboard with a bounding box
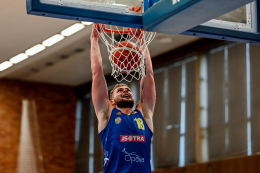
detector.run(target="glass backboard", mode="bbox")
[182,1,260,44]
[201,2,258,33]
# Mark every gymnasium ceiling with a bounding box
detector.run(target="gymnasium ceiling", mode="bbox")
[0,0,201,87]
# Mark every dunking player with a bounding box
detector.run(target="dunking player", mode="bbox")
[90,24,156,173]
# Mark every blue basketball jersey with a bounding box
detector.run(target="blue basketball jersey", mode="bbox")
[99,108,153,173]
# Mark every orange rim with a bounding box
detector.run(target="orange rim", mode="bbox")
[94,23,145,34]
[104,27,132,34]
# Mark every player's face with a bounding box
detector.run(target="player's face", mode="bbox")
[113,86,135,108]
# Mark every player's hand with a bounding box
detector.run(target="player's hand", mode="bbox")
[129,28,145,43]
[91,23,106,39]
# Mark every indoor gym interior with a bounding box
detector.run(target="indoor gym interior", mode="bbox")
[1,0,260,173]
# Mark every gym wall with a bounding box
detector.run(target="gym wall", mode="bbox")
[0,79,76,173]
[75,39,260,173]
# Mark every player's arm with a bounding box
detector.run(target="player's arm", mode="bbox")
[138,47,156,116]
[90,24,110,131]
[133,30,155,132]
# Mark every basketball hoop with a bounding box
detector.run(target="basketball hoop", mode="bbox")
[94,22,156,82]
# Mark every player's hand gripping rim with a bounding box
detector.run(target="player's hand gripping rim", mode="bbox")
[91,23,106,39]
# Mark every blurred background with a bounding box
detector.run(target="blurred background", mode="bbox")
[1,1,260,173]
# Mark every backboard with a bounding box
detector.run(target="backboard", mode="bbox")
[27,0,260,43]
[27,0,149,28]
[182,1,260,44]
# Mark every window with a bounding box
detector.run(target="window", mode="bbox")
[153,56,197,169]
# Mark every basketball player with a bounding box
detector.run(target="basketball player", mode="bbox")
[90,24,156,173]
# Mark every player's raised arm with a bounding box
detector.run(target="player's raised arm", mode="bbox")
[90,24,110,128]
[131,29,156,132]
[139,47,156,114]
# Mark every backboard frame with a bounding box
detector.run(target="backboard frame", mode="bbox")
[182,0,260,44]
[26,0,144,28]
[27,0,260,44]
[142,0,256,34]
[201,2,257,33]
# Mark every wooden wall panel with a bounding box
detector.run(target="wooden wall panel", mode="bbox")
[186,163,207,173]
[207,50,226,159]
[152,154,260,173]
[250,44,260,153]
[94,107,103,173]
[153,71,167,169]
[76,99,91,173]
[166,66,182,166]
[185,60,196,164]
[228,44,247,155]
[153,167,184,173]
[0,79,76,173]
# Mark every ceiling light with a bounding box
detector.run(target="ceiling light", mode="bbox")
[42,34,64,47]
[0,61,13,71]
[61,23,85,36]
[25,44,46,56]
[10,53,29,64]
[81,22,93,25]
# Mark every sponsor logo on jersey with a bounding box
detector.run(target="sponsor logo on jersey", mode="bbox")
[104,150,109,167]
[132,111,138,114]
[120,135,145,143]
[115,117,122,124]
[122,148,144,164]
[134,118,145,130]
[116,112,122,115]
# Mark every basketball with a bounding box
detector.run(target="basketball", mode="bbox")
[111,41,142,73]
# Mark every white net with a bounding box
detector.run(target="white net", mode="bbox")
[94,23,156,82]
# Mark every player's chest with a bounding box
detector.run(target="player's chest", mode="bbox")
[113,114,146,135]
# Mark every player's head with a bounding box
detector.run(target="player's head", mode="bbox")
[110,84,135,108]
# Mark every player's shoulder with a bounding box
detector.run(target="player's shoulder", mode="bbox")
[136,102,154,118]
